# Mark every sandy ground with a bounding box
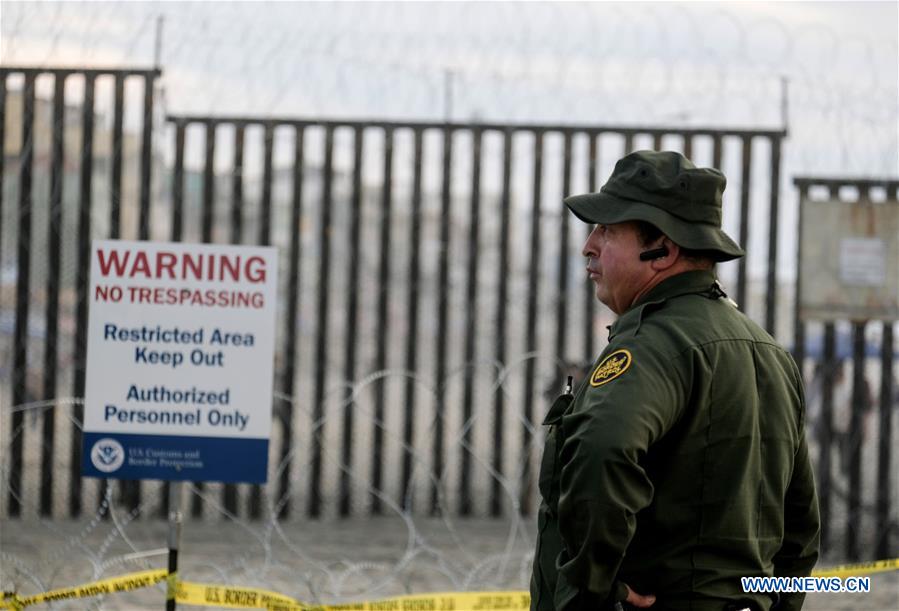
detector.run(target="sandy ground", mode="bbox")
[1,515,896,611]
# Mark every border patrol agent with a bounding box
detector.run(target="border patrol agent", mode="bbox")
[531,151,819,611]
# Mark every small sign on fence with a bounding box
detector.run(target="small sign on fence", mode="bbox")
[80,240,278,483]
[800,198,899,321]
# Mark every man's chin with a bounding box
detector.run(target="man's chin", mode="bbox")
[595,289,620,313]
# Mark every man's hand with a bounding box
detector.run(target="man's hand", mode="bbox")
[623,583,656,608]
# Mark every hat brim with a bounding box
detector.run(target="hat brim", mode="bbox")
[565,192,745,262]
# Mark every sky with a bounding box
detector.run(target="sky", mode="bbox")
[1,0,898,283]
[1,1,896,170]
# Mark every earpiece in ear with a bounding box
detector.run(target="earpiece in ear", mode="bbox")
[639,246,669,261]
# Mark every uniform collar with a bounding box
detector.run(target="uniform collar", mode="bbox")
[607,269,718,340]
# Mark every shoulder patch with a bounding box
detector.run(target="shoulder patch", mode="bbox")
[590,349,632,387]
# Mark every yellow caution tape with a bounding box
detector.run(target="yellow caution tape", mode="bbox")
[168,571,179,601]
[2,558,897,610]
[811,557,899,579]
[176,582,530,610]
[0,569,166,610]
[176,580,301,609]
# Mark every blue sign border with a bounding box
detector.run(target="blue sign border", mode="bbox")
[82,432,268,483]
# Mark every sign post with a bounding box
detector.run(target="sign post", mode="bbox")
[166,481,183,611]
[79,239,279,609]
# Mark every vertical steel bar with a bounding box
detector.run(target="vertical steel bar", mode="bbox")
[201,121,216,243]
[9,73,35,518]
[222,123,244,515]
[41,73,66,517]
[400,128,424,512]
[765,137,782,336]
[819,322,835,553]
[230,125,245,245]
[520,130,544,516]
[876,321,894,558]
[710,129,723,353]
[171,122,186,242]
[430,126,453,516]
[584,133,599,363]
[791,179,805,367]
[258,123,274,246]
[139,73,154,240]
[737,137,752,311]
[371,128,394,515]
[219,117,240,518]
[623,132,634,154]
[683,134,693,160]
[277,125,304,520]
[652,132,663,151]
[221,120,241,516]
[458,128,482,516]
[247,122,275,521]
[70,73,96,518]
[115,74,139,514]
[490,129,512,517]
[555,131,572,368]
[110,74,125,239]
[340,126,363,516]
[847,319,866,560]
[192,120,216,519]
[0,74,6,253]
[160,120,186,519]
[712,134,723,169]
[308,125,335,518]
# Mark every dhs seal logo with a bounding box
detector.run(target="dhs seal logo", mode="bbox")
[90,438,125,473]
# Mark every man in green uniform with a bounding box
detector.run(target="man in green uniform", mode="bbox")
[531,151,819,611]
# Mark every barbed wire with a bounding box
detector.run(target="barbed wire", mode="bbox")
[0,3,897,608]
[1,2,896,170]
[1,369,896,608]
[0,2,895,315]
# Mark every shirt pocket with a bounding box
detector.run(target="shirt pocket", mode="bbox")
[538,394,572,501]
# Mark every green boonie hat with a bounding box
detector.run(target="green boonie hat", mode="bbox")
[565,150,745,261]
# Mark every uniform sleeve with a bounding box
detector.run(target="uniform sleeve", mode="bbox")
[772,415,821,611]
[554,341,688,605]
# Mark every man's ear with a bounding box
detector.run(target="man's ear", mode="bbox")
[650,238,679,270]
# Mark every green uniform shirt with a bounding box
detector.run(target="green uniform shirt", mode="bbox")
[531,270,820,611]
